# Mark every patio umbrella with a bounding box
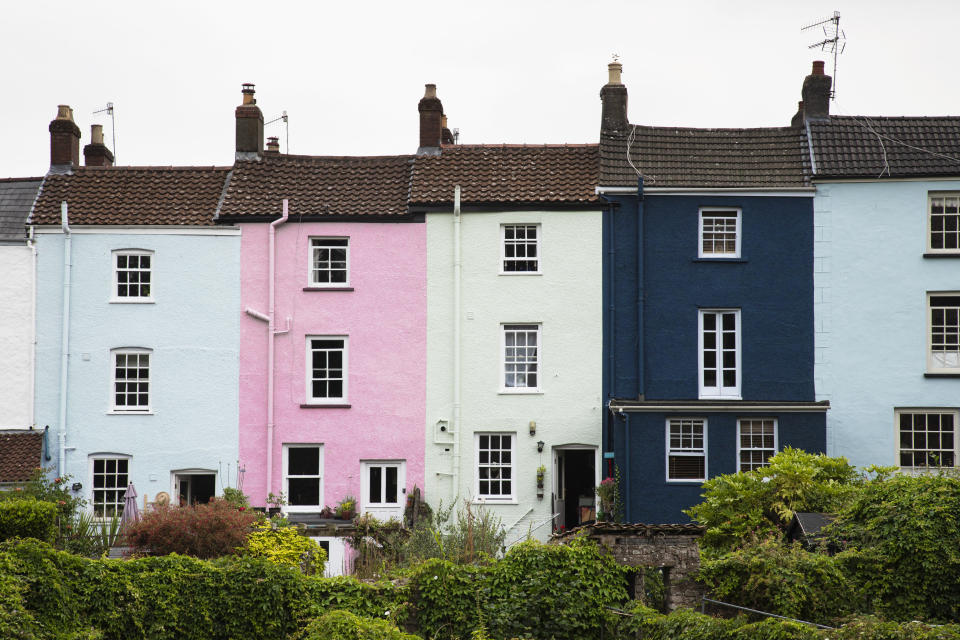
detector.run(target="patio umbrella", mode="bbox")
[120,482,140,527]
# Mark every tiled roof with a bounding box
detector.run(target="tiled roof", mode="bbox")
[410,144,600,206]
[217,154,414,219]
[0,178,42,243]
[0,431,43,483]
[809,116,960,178]
[31,166,230,226]
[552,521,705,541]
[599,126,811,189]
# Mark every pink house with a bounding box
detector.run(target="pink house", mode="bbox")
[217,86,426,519]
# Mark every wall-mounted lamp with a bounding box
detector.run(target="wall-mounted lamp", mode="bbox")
[537,440,544,453]
[71,482,82,492]
[529,421,536,436]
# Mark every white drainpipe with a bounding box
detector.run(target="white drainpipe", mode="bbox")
[452,186,462,502]
[266,199,289,503]
[28,226,37,431]
[58,201,71,476]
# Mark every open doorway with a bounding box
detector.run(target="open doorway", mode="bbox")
[173,471,216,506]
[553,448,597,532]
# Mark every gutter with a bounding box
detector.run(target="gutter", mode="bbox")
[57,201,71,477]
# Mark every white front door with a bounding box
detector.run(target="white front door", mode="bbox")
[360,460,406,521]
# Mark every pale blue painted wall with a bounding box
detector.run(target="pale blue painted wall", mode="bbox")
[34,229,241,508]
[814,180,960,467]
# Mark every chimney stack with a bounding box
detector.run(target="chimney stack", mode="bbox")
[49,105,81,171]
[792,61,832,125]
[417,84,443,155]
[265,136,280,154]
[83,124,114,167]
[600,61,628,134]
[235,83,264,160]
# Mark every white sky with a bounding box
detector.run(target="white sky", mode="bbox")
[3,0,957,177]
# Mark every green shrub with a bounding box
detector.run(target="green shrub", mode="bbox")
[241,522,327,574]
[125,500,258,559]
[295,610,418,640]
[0,500,58,543]
[0,468,86,526]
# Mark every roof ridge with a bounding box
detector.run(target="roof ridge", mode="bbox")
[0,177,43,183]
[68,165,231,172]
[250,153,415,162]
[625,124,804,134]
[442,143,597,149]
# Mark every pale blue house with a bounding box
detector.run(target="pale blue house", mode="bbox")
[797,68,960,470]
[30,107,240,514]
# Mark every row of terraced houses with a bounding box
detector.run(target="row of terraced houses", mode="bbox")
[1,61,958,551]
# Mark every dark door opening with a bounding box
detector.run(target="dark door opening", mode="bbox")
[554,449,596,531]
[177,473,216,505]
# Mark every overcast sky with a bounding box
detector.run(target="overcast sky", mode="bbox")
[3,0,957,177]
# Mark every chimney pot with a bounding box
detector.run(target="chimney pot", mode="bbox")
[266,136,280,153]
[242,83,256,104]
[56,105,72,120]
[424,84,437,99]
[91,124,104,145]
[812,61,825,75]
[608,62,623,85]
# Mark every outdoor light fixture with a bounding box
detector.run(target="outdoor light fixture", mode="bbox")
[537,440,544,453]
[529,420,536,436]
[71,482,82,492]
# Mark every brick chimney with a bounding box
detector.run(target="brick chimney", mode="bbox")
[83,124,114,167]
[49,105,81,171]
[792,61,832,125]
[417,84,443,155]
[236,83,264,160]
[441,114,455,145]
[600,61,628,135]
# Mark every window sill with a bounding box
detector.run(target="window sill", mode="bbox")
[924,373,960,378]
[109,298,155,304]
[472,498,519,505]
[107,410,154,415]
[665,479,705,484]
[698,395,743,400]
[923,253,960,259]
[303,287,354,292]
[300,403,352,408]
[692,258,747,263]
[498,272,543,276]
[498,390,543,395]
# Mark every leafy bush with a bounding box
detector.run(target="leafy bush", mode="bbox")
[221,487,249,509]
[0,500,58,543]
[403,500,506,567]
[125,500,258,558]
[697,538,855,622]
[0,468,86,525]
[241,521,327,574]
[295,610,418,640]
[685,448,861,555]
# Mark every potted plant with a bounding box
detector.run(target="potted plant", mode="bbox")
[266,491,286,518]
[335,495,356,521]
[595,477,617,521]
[536,465,546,489]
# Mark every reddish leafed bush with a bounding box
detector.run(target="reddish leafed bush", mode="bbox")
[125,500,259,559]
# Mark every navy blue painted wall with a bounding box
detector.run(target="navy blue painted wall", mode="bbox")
[602,191,823,523]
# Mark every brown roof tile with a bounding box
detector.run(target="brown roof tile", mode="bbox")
[217,154,414,219]
[0,431,43,483]
[31,166,230,226]
[600,126,810,189]
[410,144,600,206]
[809,116,960,178]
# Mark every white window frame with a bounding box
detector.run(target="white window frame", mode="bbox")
[111,249,154,302]
[501,324,541,393]
[308,237,350,287]
[500,224,542,274]
[283,444,324,513]
[666,418,707,483]
[736,418,778,472]
[89,455,130,518]
[928,193,960,254]
[305,336,348,404]
[928,293,960,373]
[110,348,151,413]
[698,309,741,399]
[698,208,741,258]
[895,409,958,470]
[475,433,515,502]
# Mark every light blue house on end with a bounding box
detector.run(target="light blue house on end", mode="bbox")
[30,107,240,514]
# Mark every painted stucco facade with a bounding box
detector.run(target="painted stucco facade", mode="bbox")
[814,179,960,467]
[0,244,35,429]
[425,208,603,541]
[34,228,241,509]
[238,220,426,514]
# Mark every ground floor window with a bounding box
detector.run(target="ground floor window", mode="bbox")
[737,418,777,472]
[476,433,514,500]
[666,418,706,482]
[897,410,957,468]
[284,444,323,509]
[92,457,129,518]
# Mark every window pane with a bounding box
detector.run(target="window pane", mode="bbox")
[369,466,382,503]
[288,478,320,506]
[288,448,319,475]
[386,467,398,503]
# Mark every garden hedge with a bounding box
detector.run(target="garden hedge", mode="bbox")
[0,500,57,543]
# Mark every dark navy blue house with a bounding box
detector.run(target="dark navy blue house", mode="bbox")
[597,62,828,523]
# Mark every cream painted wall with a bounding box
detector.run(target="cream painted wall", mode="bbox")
[0,245,34,428]
[426,208,603,542]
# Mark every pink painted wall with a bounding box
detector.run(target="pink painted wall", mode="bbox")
[239,221,426,509]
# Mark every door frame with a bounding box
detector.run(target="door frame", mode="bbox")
[551,445,600,530]
[359,459,407,518]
